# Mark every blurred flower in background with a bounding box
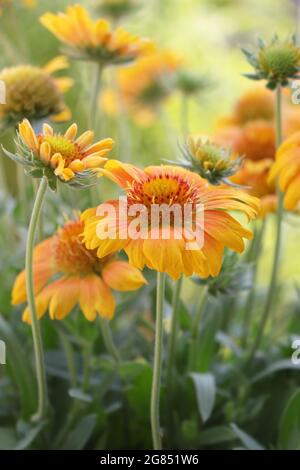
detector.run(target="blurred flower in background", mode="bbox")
[0,56,73,131]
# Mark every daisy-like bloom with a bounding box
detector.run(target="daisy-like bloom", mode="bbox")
[175,70,210,97]
[177,135,241,185]
[12,217,147,323]
[92,0,141,21]
[0,56,73,130]
[101,50,182,124]
[82,161,260,281]
[243,35,300,89]
[232,159,276,217]
[268,131,300,210]
[2,119,114,190]
[40,4,153,65]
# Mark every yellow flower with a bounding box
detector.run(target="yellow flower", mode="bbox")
[12,217,147,323]
[0,56,73,130]
[82,161,260,281]
[269,131,300,210]
[40,4,153,65]
[2,119,114,190]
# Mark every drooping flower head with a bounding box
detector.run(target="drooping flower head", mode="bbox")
[0,56,73,130]
[177,135,241,185]
[92,0,142,21]
[12,217,146,323]
[101,50,182,124]
[268,131,300,210]
[243,35,300,89]
[2,119,114,190]
[175,70,211,97]
[232,159,276,218]
[40,5,153,65]
[82,161,260,280]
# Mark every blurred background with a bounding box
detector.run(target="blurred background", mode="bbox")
[1,0,300,451]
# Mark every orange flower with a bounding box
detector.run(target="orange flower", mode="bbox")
[232,159,276,217]
[12,218,147,323]
[40,4,153,65]
[82,161,260,280]
[216,119,276,162]
[269,131,300,210]
[232,86,275,125]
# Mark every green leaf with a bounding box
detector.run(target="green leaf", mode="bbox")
[0,427,18,450]
[61,414,97,450]
[190,372,216,422]
[251,360,300,383]
[278,389,300,450]
[230,423,264,450]
[0,315,36,419]
[198,425,236,446]
[14,422,45,450]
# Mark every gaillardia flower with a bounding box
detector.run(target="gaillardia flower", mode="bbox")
[232,86,274,125]
[177,135,241,185]
[243,35,300,89]
[0,56,73,130]
[2,119,114,190]
[82,161,260,281]
[175,70,210,97]
[12,217,146,323]
[40,5,153,65]
[268,131,300,210]
[92,0,141,21]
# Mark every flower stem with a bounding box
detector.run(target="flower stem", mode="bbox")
[151,272,165,450]
[241,218,267,348]
[99,318,120,363]
[166,276,182,396]
[25,176,48,422]
[89,62,103,133]
[188,285,208,371]
[248,85,283,362]
[181,94,190,137]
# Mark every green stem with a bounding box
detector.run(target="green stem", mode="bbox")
[89,62,103,132]
[33,179,43,241]
[151,272,165,450]
[158,106,178,157]
[166,276,182,396]
[248,85,283,362]
[188,285,208,371]
[241,218,267,348]
[181,94,189,137]
[99,318,120,363]
[25,176,48,422]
